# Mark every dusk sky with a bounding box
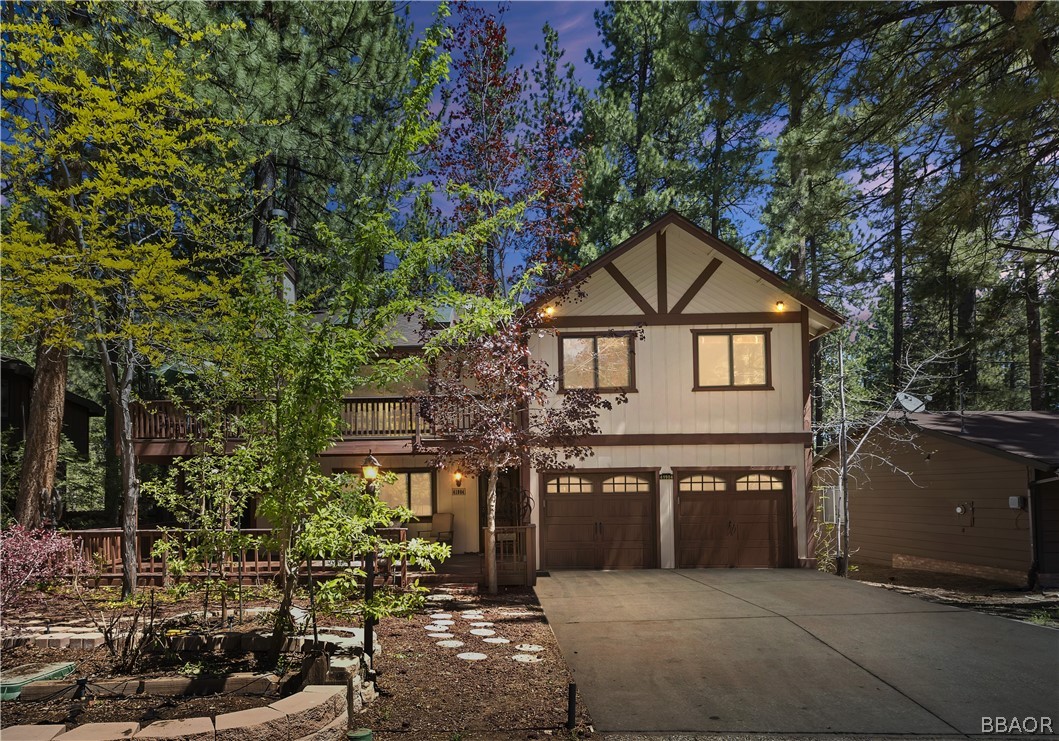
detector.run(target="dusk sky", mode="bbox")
[404,1,607,88]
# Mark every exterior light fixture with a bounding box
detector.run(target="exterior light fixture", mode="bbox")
[362,452,380,482]
[775,301,785,312]
[545,306,555,317]
[454,470,463,486]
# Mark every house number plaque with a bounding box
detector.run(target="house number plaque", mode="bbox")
[452,487,467,496]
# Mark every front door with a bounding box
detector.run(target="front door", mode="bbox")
[541,470,658,570]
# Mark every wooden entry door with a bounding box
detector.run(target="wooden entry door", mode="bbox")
[676,470,790,568]
[541,471,657,570]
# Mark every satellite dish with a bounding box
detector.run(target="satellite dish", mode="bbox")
[896,393,931,413]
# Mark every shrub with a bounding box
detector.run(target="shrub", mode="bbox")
[0,525,83,613]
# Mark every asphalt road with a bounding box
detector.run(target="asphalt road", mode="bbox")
[535,569,1059,738]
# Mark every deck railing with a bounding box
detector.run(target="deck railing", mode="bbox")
[132,397,444,443]
[67,527,409,588]
[483,525,537,587]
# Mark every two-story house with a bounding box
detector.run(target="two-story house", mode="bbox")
[133,212,843,572]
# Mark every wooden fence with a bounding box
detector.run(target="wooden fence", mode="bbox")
[67,528,409,588]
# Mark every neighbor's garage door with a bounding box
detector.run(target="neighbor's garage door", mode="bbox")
[676,470,791,568]
[542,471,658,570]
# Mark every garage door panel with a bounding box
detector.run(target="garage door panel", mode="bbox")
[542,471,657,570]
[676,471,790,569]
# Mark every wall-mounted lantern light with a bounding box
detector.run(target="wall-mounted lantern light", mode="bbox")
[362,452,380,482]
[454,470,464,486]
[775,301,785,312]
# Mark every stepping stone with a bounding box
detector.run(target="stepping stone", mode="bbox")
[1,726,66,740]
[0,661,76,700]
[423,624,449,632]
[426,594,451,602]
[512,654,543,663]
[429,613,451,619]
[456,652,488,661]
[483,637,510,644]
[469,628,495,636]
[515,644,544,652]
[428,633,454,639]
[133,716,213,739]
[470,622,494,627]
[436,640,464,648]
[432,620,455,626]
[55,722,141,739]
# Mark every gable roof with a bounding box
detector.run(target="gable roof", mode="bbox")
[531,211,845,330]
[905,411,1059,472]
[1,356,105,416]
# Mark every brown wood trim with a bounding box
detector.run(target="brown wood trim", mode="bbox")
[657,229,668,315]
[568,432,812,446]
[549,312,801,328]
[691,328,773,391]
[801,307,811,432]
[529,212,844,327]
[671,257,723,315]
[604,263,656,315]
[556,330,637,394]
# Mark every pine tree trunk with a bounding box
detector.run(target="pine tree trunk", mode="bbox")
[252,155,277,252]
[1017,163,1044,409]
[16,338,69,528]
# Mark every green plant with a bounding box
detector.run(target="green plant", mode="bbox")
[1028,609,1054,626]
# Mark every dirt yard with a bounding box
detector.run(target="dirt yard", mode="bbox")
[849,563,1059,627]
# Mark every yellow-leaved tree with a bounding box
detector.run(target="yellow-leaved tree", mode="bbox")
[1,1,247,596]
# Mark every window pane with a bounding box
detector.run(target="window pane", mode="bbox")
[551,475,592,493]
[736,474,785,491]
[732,334,766,386]
[409,472,433,517]
[597,336,631,389]
[378,476,407,510]
[697,334,731,386]
[602,475,649,493]
[562,337,596,389]
[679,474,727,492]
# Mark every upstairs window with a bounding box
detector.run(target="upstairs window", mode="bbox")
[693,330,771,390]
[559,332,636,393]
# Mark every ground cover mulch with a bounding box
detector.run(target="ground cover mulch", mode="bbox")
[359,587,594,740]
[849,563,1059,627]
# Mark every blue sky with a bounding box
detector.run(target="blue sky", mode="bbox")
[403,1,605,88]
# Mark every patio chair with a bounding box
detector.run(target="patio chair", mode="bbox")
[425,512,454,546]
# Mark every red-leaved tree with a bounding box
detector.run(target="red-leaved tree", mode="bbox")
[433,4,584,297]
[415,313,619,594]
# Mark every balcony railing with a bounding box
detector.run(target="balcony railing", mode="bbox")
[132,397,443,443]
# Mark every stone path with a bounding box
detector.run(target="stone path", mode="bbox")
[425,609,547,665]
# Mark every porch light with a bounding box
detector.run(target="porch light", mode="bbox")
[775,301,785,312]
[362,452,380,481]
[454,470,463,486]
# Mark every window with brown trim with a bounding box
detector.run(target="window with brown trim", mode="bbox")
[337,468,435,517]
[559,332,636,392]
[692,329,772,390]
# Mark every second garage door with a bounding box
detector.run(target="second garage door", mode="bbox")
[542,471,658,570]
[676,469,791,568]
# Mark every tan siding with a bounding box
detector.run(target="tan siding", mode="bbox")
[833,435,1032,574]
[531,322,805,437]
[612,237,659,310]
[557,269,643,316]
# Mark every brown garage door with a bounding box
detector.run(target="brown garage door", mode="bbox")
[542,471,658,570]
[676,470,791,568]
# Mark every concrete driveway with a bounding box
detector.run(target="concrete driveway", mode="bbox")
[535,569,1059,737]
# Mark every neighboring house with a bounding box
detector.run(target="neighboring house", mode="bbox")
[1,355,104,457]
[816,411,1059,587]
[132,211,844,570]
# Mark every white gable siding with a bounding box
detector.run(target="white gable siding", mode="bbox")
[558,269,643,316]
[611,237,659,309]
